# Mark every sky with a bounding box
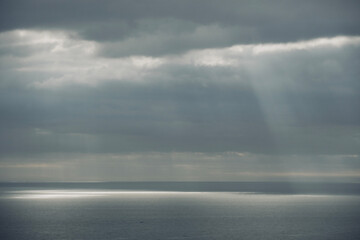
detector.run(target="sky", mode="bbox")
[0,0,359,182]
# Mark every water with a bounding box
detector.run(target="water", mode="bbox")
[1,182,360,240]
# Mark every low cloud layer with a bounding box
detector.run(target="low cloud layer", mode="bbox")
[0,152,359,182]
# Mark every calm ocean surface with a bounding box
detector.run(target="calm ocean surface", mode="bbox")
[0,182,359,240]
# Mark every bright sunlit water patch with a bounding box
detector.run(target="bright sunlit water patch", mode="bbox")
[5,189,339,200]
[6,190,207,199]
[9,190,112,199]
[1,183,360,240]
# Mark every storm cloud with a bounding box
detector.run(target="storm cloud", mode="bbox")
[0,1,359,181]
[1,0,360,56]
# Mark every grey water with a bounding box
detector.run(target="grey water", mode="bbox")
[0,182,359,240]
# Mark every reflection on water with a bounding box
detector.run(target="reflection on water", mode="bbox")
[6,190,192,199]
[3,189,333,200]
[1,186,360,240]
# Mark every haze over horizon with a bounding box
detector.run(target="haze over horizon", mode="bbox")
[0,0,359,182]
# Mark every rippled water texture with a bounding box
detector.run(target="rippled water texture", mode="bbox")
[1,187,360,240]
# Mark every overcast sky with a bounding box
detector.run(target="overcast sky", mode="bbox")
[0,0,359,182]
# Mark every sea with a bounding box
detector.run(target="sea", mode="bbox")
[0,182,359,240]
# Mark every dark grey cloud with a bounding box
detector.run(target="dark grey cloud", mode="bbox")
[0,40,359,157]
[1,0,360,56]
[0,1,359,181]
[0,79,270,155]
